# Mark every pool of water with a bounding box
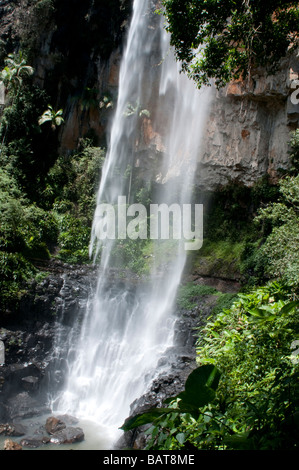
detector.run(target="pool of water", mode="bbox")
[0,414,116,450]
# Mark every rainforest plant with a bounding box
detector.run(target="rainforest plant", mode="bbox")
[160,0,299,88]
[38,105,64,130]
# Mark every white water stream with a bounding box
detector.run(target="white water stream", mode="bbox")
[51,0,211,448]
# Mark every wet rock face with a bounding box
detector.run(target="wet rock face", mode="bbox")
[0,0,132,152]
[45,416,66,435]
[0,261,96,423]
[48,426,85,445]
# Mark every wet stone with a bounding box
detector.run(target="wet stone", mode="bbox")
[0,422,27,436]
[49,426,85,444]
[45,416,66,434]
[21,376,39,392]
[20,436,50,448]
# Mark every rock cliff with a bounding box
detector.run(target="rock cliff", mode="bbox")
[196,54,299,189]
[131,53,299,190]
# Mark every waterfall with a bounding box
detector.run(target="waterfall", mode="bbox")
[52,0,211,447]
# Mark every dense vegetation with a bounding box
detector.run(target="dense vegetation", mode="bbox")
[0,48,105,313]
[122,282,299,450]
[160,0,299,88]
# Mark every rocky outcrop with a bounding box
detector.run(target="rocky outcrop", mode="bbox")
[0,260,97,423]
[132,53,299,191]
[3,438,23,450]
[1,1,297,188]
[196,54,299,189]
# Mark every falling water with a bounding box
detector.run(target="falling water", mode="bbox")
[52,0,211,446]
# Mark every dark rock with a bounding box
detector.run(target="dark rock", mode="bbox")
[0,422,27,436]
[21,376,40,392]
[45,416,66,434]
[56,414,79,426]
[20,436,50,448]
[0,263,97,423]
[5,392,50,421]
[49,426,84,444]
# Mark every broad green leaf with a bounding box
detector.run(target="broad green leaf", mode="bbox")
[224,432,254,450]
[280,300,299,315]
[185,364,221,392]
[120,366,221,432]
[171,365,221,411]
[120,408,173,431]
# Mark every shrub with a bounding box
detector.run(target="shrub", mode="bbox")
[124,282,299,450]
[254,175,299,289]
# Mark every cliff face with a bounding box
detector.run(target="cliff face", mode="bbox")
[196,54,299,189]
[132,53,299,190]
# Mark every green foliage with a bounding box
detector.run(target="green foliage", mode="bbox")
[46,141,105,220]
[38,105,64,130]
[289,129,299,173]
[176,282,218,310]
[161,0,299,88]
[0,51,34,96]
[200,178,278,246]
[107,237,153,275]
[195,281,299,449]
[42,141,105,264]
[0,167,57,256]
[0,252,36,311]
[137,282,299,450]
[56,214,90,264]
[0,54,60,202]
[211,292,238,316]
[124,101,150,118]
[254,174,299,288]
[120,365,221,436]
[0,167,59,311]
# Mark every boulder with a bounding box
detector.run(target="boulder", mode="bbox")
[21,376,40,392]
[3,438,22,450]
[20,436,50,448]
[49,426,84,444]
[55,414,79,426]
[45,416,66,434]
[5,392,50,420]
[0,422,27,436]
